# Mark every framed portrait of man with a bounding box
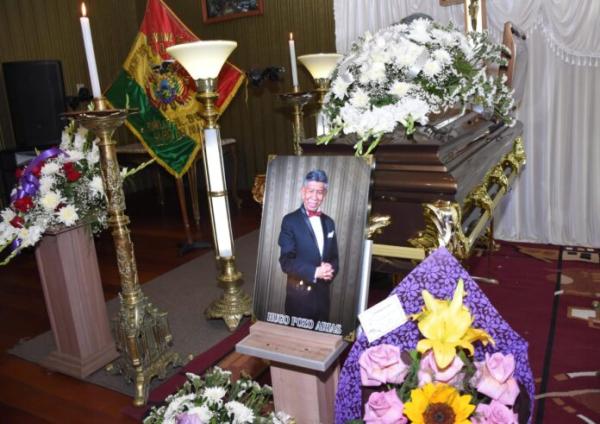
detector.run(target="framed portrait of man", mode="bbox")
[253,155,373,338]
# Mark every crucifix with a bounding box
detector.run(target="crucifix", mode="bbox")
[439,0,488,33]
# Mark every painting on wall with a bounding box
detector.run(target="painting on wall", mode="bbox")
[201,0,264,24]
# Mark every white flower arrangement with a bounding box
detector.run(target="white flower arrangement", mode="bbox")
[0,122,107,265]
[143,366,294,424]
[320,19,515,155]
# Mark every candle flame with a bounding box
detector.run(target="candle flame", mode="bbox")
[289,32,293,40]
[81,2,87,17]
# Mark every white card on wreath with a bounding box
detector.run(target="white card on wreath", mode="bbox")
[358,295,408,343]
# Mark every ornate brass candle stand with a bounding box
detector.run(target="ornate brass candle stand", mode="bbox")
[279,90,314,155]
[196,79,252,330]
[65,98,182,406]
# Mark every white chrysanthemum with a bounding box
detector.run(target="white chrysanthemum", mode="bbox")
[408,18,431,43]
[432,49,452,65]
[1,208,16,223]
[64,150,84,163]
[40,191,62,211]
[225,401,255,424]
[162,393,196,423]
[360,61,386,84]
[39,176,56,195]
[423,59,442,78]
[186,406,212,423]
[56,205,79,226]
[331,77,350,100]
[389,81,413,98]
[398,97,430,125]
[17,225,43,248]
[203,386,227,406]
[349,88,370,109]
[90,175,104,196]
[41,162,60,176]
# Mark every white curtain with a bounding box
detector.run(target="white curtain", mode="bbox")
[333,0,600,247]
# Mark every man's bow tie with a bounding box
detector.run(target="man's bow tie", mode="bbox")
[307,210,322,218]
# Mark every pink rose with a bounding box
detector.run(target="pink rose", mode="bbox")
[360,344,409,386]
[472,400,518,424]
[474,353,520,405]
[364,389,407,424]
[418,351,464,387]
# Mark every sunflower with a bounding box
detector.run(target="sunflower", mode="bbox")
[413,279,494,369]
[404,382,475,424]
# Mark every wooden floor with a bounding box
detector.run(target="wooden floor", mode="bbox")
[0,188,263,423]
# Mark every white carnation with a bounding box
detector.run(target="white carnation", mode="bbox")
[56,205,79,226]
[225,401,255,424]
[41,162,60,176]
[40,191,62,211]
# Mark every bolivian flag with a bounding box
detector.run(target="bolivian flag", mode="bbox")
[106,0,244,177]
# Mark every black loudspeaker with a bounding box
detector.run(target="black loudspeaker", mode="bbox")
[2,60,67,149]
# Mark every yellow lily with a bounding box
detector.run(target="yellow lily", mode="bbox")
[414,279,494,369]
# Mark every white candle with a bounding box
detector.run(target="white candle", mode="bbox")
[79,3,102,98]
[288,33,299,89]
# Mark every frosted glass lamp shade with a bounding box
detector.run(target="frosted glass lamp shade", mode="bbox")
[166,40,237,80]
[298,53,342,80]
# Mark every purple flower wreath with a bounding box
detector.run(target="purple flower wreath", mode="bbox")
[334,247,534,423]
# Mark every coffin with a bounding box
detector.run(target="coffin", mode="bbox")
[302,111,526,263]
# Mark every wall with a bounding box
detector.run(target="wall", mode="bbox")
[0,0,335,188]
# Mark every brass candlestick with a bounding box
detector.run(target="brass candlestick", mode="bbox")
[65,98,182,406]
[279,90,314,155]
[196,78,252,330]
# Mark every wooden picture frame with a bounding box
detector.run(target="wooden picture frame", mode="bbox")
[201,0,264,24]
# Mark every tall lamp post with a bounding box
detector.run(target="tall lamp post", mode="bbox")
[298,53,342,136]
[166,41,251,330]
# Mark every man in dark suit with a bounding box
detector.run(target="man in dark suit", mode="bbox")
[278,169,339,323]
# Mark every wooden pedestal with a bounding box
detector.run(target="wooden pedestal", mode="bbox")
[35,223,118,378]
[236,321,347,424]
